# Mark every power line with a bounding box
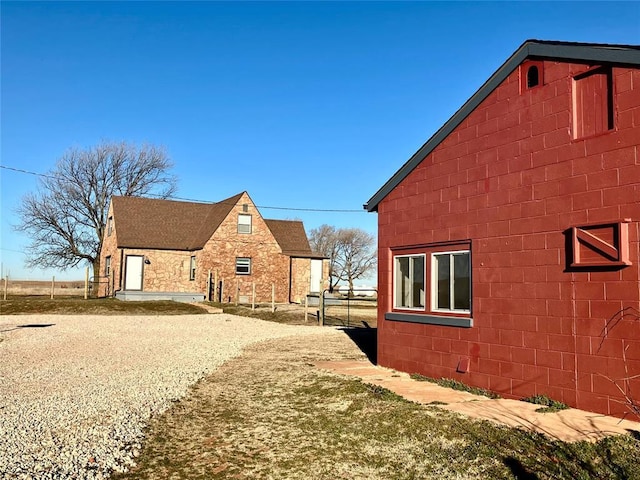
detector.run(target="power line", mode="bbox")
[0,165,57,179]
[0,164,365,213]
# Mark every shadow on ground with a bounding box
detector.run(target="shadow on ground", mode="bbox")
[340,326,377,364]
[0,323,56,333]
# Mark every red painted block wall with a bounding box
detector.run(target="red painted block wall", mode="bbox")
[377,61,640,419]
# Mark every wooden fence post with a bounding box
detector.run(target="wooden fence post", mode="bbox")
[84,267,89,300]
[271,283,275,313]
[318,280,324,326]
[51,276,55,300]
[252,282,256,310]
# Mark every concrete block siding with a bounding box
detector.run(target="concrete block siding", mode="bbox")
[376,59,640,418]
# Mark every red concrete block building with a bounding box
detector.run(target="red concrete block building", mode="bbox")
[365,41,640,418]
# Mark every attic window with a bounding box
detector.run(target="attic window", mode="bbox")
[107,216,113,236]
[572,66,614,140]
[520,60,544,92]
[238,214,252,234]
[527,66,539,88]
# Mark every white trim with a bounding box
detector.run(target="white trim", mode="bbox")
[238,214,252,234]
[431,250,471,314]
[393,253,426,311]
[236,257,252,275]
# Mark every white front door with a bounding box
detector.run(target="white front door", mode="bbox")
[125,255,144,291]
[310,259,322,293]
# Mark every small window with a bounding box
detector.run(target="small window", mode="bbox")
[107,216,113,236]
[105,256,111,276]
[520,60,543,92]
[238,214,252,234]
[527,66,539,88]
[236,257,251,275]
[394,254,425,309]
[432,251,471,313]
[189,256,196,281]
[572,66,614,139]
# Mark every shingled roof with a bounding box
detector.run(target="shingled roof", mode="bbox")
[111,193,242,250]
[111,193,320,257]
[364,40,640,212]
[265,219,321,257]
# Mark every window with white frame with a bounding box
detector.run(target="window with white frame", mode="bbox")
[189,256,196,281]
[107,217,113,236]
[238,214,252,234]
[432,251,471,313]
[394,254,425,309]
[105,256,111,276]
[236,257,251,275]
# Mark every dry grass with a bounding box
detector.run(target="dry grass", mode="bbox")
[1,279,86,297]
[113,333,640,480]
[0,297,208,315]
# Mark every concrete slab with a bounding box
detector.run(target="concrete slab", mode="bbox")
[315,360,640,443]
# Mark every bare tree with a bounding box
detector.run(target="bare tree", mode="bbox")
[16,141,177,290]
[334,228,377,296]
[309,224,376,295]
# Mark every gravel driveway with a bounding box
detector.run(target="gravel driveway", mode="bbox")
[0,314,337,479]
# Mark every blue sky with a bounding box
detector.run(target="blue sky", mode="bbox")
[1,1,639,280]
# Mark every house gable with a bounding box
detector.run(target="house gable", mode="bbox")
[365,40,640,212]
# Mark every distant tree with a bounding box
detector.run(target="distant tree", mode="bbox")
[309,224,376,295]
[334,228,377,296]
[16,141,177,291]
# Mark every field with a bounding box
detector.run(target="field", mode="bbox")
[2,279,86,297]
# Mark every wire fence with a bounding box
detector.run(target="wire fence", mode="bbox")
[305,289,378,328]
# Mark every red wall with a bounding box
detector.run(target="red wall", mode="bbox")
[377,61,640,418]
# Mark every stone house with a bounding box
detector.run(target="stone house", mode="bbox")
[99,191,327,303]
[365,40,640,418]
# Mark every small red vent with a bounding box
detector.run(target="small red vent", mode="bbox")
[456,357,470,374]
[570,221,631,268]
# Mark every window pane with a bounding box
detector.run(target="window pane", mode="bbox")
[435,254,450,310]
[236,258,251,275]
[395,257,410,307]
[238,214,252,234]
[453,253,470,310]
[412,256,425,308]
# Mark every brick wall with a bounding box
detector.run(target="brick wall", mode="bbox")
[377,62,640,418]
[98,203,119,297]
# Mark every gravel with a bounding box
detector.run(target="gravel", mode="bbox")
[0,314,337,479]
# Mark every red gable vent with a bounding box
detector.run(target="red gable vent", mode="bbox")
[570,221,631,268]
